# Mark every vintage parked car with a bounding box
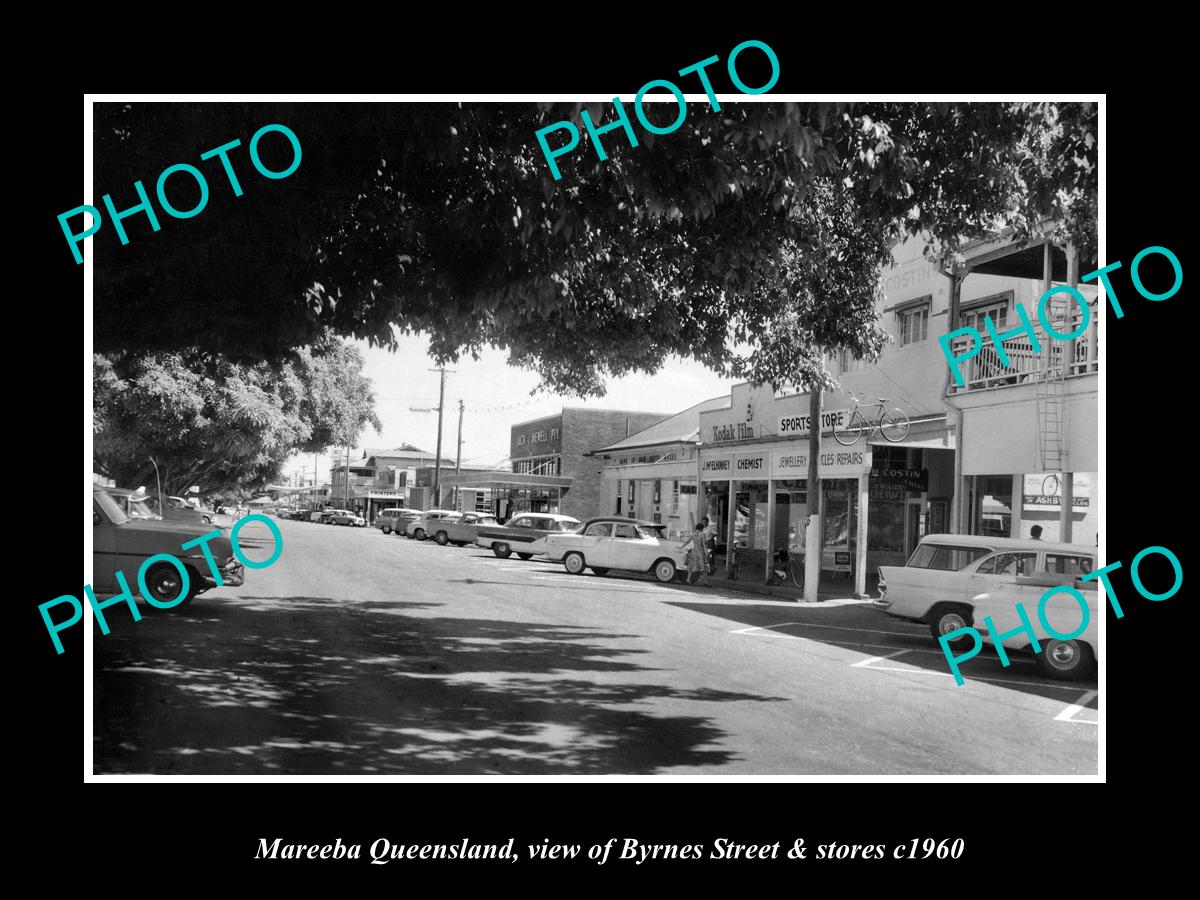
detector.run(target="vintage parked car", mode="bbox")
[329,509,365,527]
[92,487,244,606]
[163,495,216,526]
[971,574,1099,680]
[405,509,460,540]
[876,534,1095,646]
[475,513,582,559]
[376,508,421,534]
[430,511,500,546]
[543,517,688,583]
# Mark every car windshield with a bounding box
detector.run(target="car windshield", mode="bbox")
[94,490,129,525]
[126,496,160,519]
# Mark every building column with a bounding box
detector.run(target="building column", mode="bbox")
[765,480,776,583]
[1059,474,1074,542]
[725,477,737,577]
[855,472,869,598]
[1010,475,1023,538]
[951,407,965,533]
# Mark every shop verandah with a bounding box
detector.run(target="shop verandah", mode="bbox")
[440,472,573,522]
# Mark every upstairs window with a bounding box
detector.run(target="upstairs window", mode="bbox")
[897,301,930,346]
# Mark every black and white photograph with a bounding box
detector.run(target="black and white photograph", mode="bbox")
[73,85,1117,782]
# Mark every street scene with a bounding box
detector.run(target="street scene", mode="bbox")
[86,97,1103,776]
[94,518,1097,775]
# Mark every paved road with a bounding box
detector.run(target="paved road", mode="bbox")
[93,518,1099,775]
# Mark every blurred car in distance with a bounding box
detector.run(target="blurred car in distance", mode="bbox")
[376,508,422,534]
[329,509,365,527]
[406,510,460,540]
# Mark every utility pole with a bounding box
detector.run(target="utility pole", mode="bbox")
[455,398,465,509]
[804,383,822,602]
[433,368,446,507]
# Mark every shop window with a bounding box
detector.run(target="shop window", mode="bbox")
[897,301,930,346]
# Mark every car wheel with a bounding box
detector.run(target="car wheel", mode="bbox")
[1036,639,1096,680]
[564,552,586,575]
[929,603,973,647]
[415,528,426,541]
[141,562,195,608]
[517,552,533,560]
[435,531,449,545]
[653,558,677,583]
[590,567,609,576]
[493,543,512,559]
[382,526,391,534]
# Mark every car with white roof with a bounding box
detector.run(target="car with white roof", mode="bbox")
[376,507,421,534]
[877,534,1095,647]
[543,516,688,583]
[475,513,581,559]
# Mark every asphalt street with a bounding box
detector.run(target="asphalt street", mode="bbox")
[93,518,1099,775]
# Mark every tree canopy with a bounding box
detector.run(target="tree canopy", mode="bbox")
[92,101,1096,394]
[93,334,381,496]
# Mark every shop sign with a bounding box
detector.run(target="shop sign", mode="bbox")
[680,484,698,495]
[777,407,851,436]
[733,452,768,474]
[1023,495,1089,508]
[700,455,732,478]
[770,445,872,479]
[872,467,928,492]
[710,422,756,441]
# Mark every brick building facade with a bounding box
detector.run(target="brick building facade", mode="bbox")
[510,408,667,521]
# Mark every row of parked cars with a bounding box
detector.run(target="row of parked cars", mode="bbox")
[277,508,365,526]
[376,508,693,583]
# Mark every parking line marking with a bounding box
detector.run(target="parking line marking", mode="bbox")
[853,660,1090,690]
[1054,690,1099,724]
[851,649,910,667]
[731,621,928,640]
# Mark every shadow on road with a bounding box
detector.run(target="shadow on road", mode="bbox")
[95,595,785,775]
[665,601,1098,704]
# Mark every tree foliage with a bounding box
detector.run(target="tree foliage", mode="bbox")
[93,334,381,496]
[92,101,1096,394]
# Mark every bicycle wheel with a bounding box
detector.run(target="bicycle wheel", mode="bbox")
[1041,473,1060,496]
[879,409,910,442]
[834,412,865,446]
[789,556,805,589]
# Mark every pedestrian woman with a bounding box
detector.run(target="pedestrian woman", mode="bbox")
[679,519,709,585]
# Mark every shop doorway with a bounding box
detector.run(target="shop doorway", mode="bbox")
[905,499,925,559]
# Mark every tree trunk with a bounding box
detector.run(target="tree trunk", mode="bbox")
[804,385,822,601]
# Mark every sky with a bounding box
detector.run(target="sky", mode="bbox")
[284,332,740,484]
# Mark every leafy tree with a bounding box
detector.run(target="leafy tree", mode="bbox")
[93,335,381,496]
[91,101,1095,394]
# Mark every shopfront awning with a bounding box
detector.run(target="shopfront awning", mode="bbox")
[868,434,956,451]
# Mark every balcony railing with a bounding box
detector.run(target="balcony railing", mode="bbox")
[949,298,1099,392]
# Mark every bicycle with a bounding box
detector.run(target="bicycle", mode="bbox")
[833,391,911,446]
[770,544,806,588]
[1041,473,1061,497]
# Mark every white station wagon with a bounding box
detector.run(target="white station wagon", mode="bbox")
[877,534,1094,646]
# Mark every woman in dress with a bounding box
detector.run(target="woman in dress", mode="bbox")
[679,520,710,585]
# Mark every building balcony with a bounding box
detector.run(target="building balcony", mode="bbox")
[948,298,1098,394]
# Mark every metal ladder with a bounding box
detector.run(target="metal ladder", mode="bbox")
[1035,293,1068,473]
